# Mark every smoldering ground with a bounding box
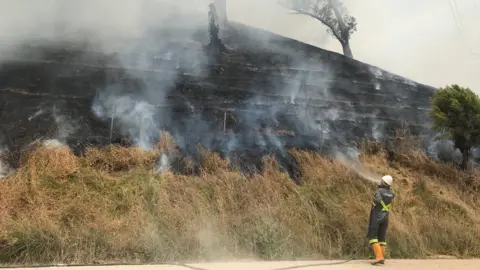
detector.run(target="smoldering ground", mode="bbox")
[0,0,438,180]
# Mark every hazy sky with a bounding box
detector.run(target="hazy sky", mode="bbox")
[228,0,480,92]
[0,0,477,92]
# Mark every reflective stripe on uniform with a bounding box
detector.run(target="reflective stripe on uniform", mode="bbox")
[369,238,379,244]
[380,200,391,212]
[379,242,387,246]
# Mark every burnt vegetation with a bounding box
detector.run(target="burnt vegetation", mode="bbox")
[0,2,436,179]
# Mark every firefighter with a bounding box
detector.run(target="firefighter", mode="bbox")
[367,175,394,265]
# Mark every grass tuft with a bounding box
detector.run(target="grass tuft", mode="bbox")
[83,145,157,172]
[23,144,80,180]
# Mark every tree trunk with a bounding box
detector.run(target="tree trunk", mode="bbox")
[460,148,470,170]
[328,0,354,58]
[341,41,353,58]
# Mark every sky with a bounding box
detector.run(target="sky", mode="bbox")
[0,0,477,92]
[227,0,480,92]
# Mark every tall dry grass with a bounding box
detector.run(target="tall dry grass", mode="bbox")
[0,131,480,265]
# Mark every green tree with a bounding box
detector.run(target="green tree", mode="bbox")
[430,84,480,169]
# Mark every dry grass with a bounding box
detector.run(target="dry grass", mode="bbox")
[153,131,176,153]
[198,145,231,174]
[83,145,157,172]
[1,131,480,265]
[22,144,80,179]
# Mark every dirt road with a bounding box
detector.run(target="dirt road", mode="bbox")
[5,260,480,270]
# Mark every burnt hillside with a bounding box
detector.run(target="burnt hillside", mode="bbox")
[0,17,436,173]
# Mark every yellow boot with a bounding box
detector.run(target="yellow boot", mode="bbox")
[380,245,386,259]
[371,243,385,265]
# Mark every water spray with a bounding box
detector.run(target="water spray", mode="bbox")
[334,150,381,184]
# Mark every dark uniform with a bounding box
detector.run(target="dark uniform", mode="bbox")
[367,184,395,264]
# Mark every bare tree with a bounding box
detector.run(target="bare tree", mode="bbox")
[282,0,357,58]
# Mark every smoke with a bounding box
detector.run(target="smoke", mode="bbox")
[56,0,213,151]
[156,152,171,173]
[52,106,79,143]
[0,0,439,178]
[0,0,209,40]
[156,31,346,168]
[92,91,160,150]
[43,139,66,148]
[0,0,212,172]
[427,137,462,164]
[0,146,14,179]
[228,0,480,92]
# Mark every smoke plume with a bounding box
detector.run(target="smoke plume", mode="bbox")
[0,0,439,177]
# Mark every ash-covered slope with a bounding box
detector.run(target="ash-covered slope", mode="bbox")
[0,15,436,173]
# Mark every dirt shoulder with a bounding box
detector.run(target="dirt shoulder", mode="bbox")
[6,260,480,270]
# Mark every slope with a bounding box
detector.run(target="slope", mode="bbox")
[0,133,478,264]
[0,18,436,173]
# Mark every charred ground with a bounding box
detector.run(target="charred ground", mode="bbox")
[0,17,436,176]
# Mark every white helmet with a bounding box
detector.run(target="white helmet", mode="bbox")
[381,175,393,186]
